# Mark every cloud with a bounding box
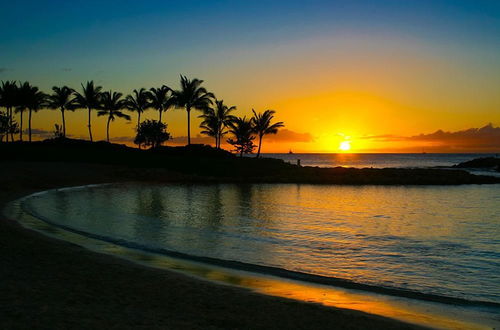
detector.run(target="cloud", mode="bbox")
[61,68,72,72]
[110,136,133,142]
[23,128,53,138]
[361,124,500,151]
[169,134,214,145]
[168,129,313,146]
[0,68,8,73]
[264,129,314,143]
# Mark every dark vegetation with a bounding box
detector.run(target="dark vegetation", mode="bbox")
[1,139,499,185]
[0,77,284,157]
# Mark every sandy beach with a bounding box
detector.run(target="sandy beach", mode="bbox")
[0,161,427,329]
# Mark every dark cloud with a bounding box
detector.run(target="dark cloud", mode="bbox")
[169,134,214,145]
[362,124,500,151]
[110,136,133,142]
[264,129,313,143]
[23,128,53,138]
[0,68,8,73]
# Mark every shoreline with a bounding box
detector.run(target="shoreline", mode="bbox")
[15,186,500,309]
[0,161,428,329]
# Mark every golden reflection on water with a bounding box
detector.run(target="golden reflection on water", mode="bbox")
[5,189,499,330]
[118,247,487,330]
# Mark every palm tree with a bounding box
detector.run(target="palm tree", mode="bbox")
[47,86,75,138]
[199,99,236,148]
[125,88,150,128]
[172,75,214,145]
[227,116,256,157]
[24,85,47,142]
[0,81,18,142]
[15,81,31,141]
[199,109,219,147]
[251,109,284,158]
[148,86,174,124]
[73,81,102,142]
[98,90,130,142]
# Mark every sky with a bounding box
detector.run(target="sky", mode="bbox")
[1,0,499,152]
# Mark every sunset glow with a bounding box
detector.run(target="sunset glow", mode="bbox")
[339,141,351,152]
[1,1,499,153]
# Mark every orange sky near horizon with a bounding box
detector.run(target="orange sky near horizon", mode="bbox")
[8,35,500,153]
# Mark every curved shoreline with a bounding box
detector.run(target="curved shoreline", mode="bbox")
[18,188,500,309]
[0,161,433,330]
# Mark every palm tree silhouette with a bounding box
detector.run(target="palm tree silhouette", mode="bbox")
[73,81,102,142]
[227,116,256,157]
[15,82,32,141]
[148,86,174,124]
[24,85,47,142]
[199,109,218,147]
[47,86,76,138]
[251,109,284,158]
[125,88,150,128]
[0,81,18,142]
[199,99,236,148]
[98,90,130,142]
[172,75,214,145]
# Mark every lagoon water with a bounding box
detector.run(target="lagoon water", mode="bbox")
[261,153,499,169]
[22,183,500,305]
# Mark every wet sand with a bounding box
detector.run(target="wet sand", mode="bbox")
[0,161,426,329]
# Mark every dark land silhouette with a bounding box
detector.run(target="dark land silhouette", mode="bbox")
[1,138,499,185]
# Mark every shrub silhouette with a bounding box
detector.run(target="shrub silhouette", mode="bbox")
[134,119,171,149]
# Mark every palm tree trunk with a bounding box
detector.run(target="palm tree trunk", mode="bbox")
[5,108,9,143]
[187,107,191,145]
[159,109,162,123]
[256,135,263,158]
[61,108,66,137]
[106,116,111,142]
[28,109,32,142]
[87,107,93,142]
[137,112,141,128]
[8,107,14,142]
[19,110,23,141]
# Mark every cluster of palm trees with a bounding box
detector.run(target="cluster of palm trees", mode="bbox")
[0,75,284,156]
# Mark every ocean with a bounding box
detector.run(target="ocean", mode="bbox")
[260,153,499,169]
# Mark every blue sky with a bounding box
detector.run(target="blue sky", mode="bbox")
[2,0,499,91]
[1,0,499,151]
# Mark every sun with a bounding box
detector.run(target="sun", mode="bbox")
[339,140,351,151]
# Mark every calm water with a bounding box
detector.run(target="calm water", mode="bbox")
[261,153,499,169]
[22,183,500,305]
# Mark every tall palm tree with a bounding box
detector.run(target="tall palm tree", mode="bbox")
[97,91,130,142]
[148,86,174,124]
[227,116,256,157]
[15,81,31,141]
[199,99,236,148]
[125,88,150,128]
[73,81,102,142]
[0,81,18,142]
[25,85,47,142]
[47,86,75,138]
[172,75,214,145]
[251,109,284,158]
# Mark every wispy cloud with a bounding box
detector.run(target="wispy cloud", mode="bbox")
[264,129,314,143]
